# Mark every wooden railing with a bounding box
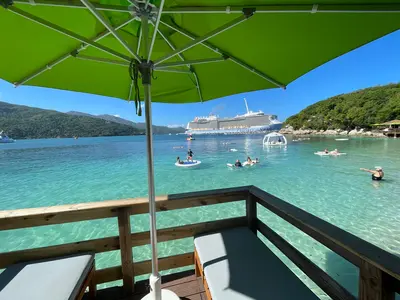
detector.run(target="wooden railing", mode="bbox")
[0,186,249,295]
[249,186,400,300]
[0,185,399,300]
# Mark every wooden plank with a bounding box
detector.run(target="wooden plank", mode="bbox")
[131,217,247,247]
[0,217,246,269]
[0,186,249,230]
[250,186,400,282]
[118,208,134,294]
[135,252,194,276]
[257,220,355,300]
[96,252,194,284]
[132,186,250,215]
[246,193,257,234]
[0,236,120,269]
[89,270,202,300]
[359,260,395,300]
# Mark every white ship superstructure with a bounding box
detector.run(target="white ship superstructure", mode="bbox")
[186,99,283,134]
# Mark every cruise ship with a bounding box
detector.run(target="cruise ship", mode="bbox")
[185,99,283,135]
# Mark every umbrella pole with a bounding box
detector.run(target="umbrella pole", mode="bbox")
[140,12,180,300]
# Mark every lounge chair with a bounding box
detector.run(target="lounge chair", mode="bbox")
[0,253,96,300]
[194,227,319,300]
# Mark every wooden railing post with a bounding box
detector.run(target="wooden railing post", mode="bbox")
[246,193,257,234]
[118,207,134,295]
[359,260,395,300]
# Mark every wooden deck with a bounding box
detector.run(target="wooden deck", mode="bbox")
[2,185,400,299]
[84,270,205,300]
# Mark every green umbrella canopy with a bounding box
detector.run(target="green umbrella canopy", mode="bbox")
[1,0,400,104]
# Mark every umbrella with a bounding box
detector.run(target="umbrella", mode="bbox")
[1,1,400,299]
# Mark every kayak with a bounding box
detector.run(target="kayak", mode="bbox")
[335,138,349,141]
[227,163,242,168]
[175,160,201,167]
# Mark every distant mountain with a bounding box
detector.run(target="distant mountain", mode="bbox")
[66,111,94,118]
[66,112,186,134]
[96,114,133,126]
[285,83,400,130]
[0,102,143,139]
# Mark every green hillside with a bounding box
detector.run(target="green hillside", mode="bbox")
[285,83,400,130]
[0,101,143,139]
[67,111,186,134]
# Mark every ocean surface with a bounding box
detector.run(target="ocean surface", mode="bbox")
[1,135,400,298]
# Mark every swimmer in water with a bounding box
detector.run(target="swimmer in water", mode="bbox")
[330,148,339,155]
[234,159,242,167]
[187,149,194,161]
[360,167,384,181]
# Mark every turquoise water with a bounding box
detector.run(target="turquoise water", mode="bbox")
[1,135,400,298]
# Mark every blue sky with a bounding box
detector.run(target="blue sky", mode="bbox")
[0,30,399,126]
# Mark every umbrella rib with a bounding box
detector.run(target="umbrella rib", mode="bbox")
[74,55,129,67]
[13,17,135,86]
[156,57,227,68]
[80,0,141,62]
[156,68,192,74]
[156,27,189,68]
[147,0,165,63]
[13,0,131,12]
[192,71,203,103]
[137,27,142,58]
[153,14,250,66]
[159,20,286,89]
[156,27,203,102]
[162,4,400,14]
[8,6,131,64]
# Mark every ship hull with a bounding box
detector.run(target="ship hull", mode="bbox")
[186,114,282,135]
[185,123,282,135]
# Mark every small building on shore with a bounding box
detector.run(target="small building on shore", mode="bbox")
[373,120,400,138]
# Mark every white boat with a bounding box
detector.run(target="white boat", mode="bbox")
[175,160,202,168]
[314,151,346,156]
[0,131,15,143]
[263,132,287,146]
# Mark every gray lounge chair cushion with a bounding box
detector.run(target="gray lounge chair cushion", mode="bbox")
[0,253,94,300]
[194,227,319,300]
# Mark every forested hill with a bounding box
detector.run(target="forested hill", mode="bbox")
[0,101,143,139]
[67,111,186,134]
[285,83,400,130]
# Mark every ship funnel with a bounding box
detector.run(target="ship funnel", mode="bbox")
[244,98,250,114]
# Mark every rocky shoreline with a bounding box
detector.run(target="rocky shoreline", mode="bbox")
[279,126,386,138]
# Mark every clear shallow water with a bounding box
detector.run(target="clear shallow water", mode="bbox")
[1,135,400,297]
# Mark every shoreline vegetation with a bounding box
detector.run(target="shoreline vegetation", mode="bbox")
[279,126,386,137]
[282,83,399,138]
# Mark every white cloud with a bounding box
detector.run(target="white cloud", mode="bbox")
[113,114,120,118]
[141,103,145,109]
